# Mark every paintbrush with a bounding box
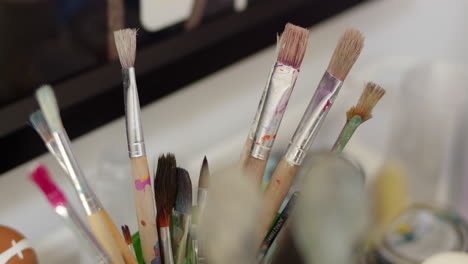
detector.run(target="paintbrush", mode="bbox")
[257,28,365,246]
[121,225,136,258]
[114,28,161,264]
[30,165,111,264]
[107,0,125,60]
[35,85,125,264]
[154,154,178,264]
[293,152,368,264]
[172,168,192,264]
[197,156,209,220]
[241,23,309,186]
[29,88,136,264]
[257,192,298,262]
[198,165,260,264]
[331,82,385,153]
[29,110,67,171]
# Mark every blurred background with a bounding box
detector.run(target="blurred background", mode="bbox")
[2,0,468,263]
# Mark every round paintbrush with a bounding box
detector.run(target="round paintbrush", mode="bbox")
[173,168,192,264]
[258,28,365,247]
[154,154,178,264]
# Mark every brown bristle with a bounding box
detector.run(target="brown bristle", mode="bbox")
[346,82,385,122]
[121,225,132,245]
[327,28,364,80]
[198,156,210,189]
[154,153,178,219]
[158,209,170,227]
[114,28,137,69]
[277,23,309,69]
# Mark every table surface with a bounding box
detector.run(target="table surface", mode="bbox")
[2,0,468,262]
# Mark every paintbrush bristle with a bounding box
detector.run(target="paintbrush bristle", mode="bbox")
[198,156,210,189]
[175,168,192,215]
[154,153,178,216]
[277,23,309,69]
[29,110,53,143]
[121,225,132,245]
[346,82,385,122]
[114,28,137,69]
[327,28,364,80]
[35,85,63,132]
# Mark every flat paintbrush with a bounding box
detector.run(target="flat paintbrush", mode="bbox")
[258,29,365,246]
[114,28,161,264]
[241,23,309,186]
[155,154,178,264]
[331,82,385,153]
[35,85,125,264]
[173,168,192,264]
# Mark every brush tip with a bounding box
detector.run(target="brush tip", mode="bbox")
[154,153,178,213]
[114,28,137,69]
[277,23,309,69]
[199,156,210,188]
[346,82,385,121]
[35,85,63,131]
[175,168,193,214]
[327,28,364,80]
[30,165,66,208]
[121,225,132,244]
[29,110,52,142]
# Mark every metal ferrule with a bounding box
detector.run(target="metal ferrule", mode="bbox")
[251,64,299,160]
[285,71,343,165]
[123,68,146,158]
[160,227,175,264]
[53,131,102,215]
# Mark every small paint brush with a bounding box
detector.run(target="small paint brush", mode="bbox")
[155,154,178,264]
[30,165,111,264]
[241,23,309,186]
[197,156,209,219]
[173,168,192,264]
[115,28,160,264]
[35,85,125,264]
[331,82,385,153]
[258,29,365,246]
[121,225,136,257]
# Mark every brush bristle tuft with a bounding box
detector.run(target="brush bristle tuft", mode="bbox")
[199,156,210,189]
[114,28,137,69]
[175,168,193,214]
[29,110,53,143]
[346,82,385,122]
[154,153,178,216]
[121,225,132,244]
[327,28,364,80]
[35,85,63,132]
[277,23,309,69]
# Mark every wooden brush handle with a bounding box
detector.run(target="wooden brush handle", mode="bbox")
[88,209,125,264]
[243,156,267,187]
[102,210,138,264]
[240,138,252,165]
[131,156,160,264]
[257,157,298,248]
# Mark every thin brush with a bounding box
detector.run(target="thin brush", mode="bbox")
[29,110,66,170]
[35,85,125,264]
[197,156,209,219]
[241,23,309,186]
[198,165,260,264]
[30,165,111,264]
[115,28,160,264]
[173,168,193,264]
[258,29,365,246]
[121,225,136,257]
[331,82,385,153]
[257,192,298,262]
[154,154,178,264]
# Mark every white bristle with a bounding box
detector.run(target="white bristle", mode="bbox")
[114,28,137,69]
[29,110,52,143]
[35,85,63,132]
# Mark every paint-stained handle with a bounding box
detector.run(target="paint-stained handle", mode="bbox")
[88,209,125,264]
[102,210,138,264]
[257,158,298,248]
[131,156,161,264]
[243,156,268,187]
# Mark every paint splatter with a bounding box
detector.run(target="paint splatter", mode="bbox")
[322,100,332,111]
[135,173,151,191]
[275,179,281,184]
[151,242,162,264]
[141,220,146,226]
[261,135,271,141]
[273,135,277,139]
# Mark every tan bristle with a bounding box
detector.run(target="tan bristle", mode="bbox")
[277,23,309,69]
[114,28,137,69]
[327,28,364,80]
[346,82,385,122]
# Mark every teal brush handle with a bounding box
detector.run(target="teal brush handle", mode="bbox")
[331,116,362,153]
